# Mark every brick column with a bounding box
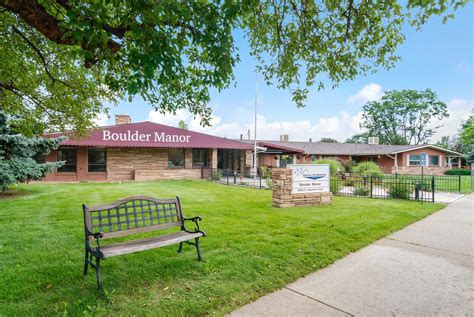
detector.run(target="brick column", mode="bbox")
[272,168,332,208]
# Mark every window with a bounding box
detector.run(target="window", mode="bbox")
[192,149,209,168]
[429,155,439,166]
[168,148,185,168]
[35,154,46,164]
[88,148,107,172]
[57,148,77,172]
[408,155,420,166]
[280,154,293,168]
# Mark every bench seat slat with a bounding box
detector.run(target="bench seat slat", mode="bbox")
[100,231,204,258]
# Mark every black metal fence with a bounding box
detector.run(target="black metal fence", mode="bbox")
[331,172,472,202]
[207,168,267,189]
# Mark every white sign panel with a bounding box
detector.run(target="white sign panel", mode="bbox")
[289,164,330,194]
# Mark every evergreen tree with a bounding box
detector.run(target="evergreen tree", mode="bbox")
[466,139,474,165]
[0,113,65,191]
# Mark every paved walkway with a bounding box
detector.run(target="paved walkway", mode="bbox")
[230,195,474,316]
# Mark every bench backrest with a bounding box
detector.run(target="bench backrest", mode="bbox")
[83,195,183,239]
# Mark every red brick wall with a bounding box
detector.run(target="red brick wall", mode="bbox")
[393,148,454,175]
[259,153,279,167]
[44,147,107,181]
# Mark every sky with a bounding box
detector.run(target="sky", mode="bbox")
[97,6,473,143]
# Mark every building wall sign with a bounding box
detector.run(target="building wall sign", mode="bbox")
[289,164,330,194]
[102,130,191,143]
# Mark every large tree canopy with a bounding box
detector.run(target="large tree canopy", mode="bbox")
[0,0,468,134]
[360,89,449,145]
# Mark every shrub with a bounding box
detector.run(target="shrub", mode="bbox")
[388,183,412,199]
[343,178,355,186]
[259,166,273,179]
[351,161,383,177]
[211,170,223,181]
[330,179,341,194]
[313,158,344,174]
[265,178,272,189]
[354,186,370,196]
[444,169,470,176]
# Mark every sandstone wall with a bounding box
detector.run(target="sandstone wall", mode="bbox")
[272,168,332,208]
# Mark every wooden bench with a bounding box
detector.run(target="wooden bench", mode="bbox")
[82,195,205,289]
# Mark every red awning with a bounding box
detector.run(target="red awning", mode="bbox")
[47,121,253,150]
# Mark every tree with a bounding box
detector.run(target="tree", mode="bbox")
[0,113,64,191]
[360,89,449,145]
[345,133,369,144]
[459,112,474,152]
[466,139,474,165]
[1,1,467,134]
[435,135,462,152]
[178,120,189,130]
[320,138,338,143]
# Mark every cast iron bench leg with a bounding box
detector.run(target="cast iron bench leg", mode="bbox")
[96,257,102,290]
[177,242,183,253]
[195,238,202,261]
[83,249,89,275]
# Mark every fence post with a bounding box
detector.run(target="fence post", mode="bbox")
[370,175,373,198]
[233,171,236,184]
[226,173,229,185]
[458,174,461,193]
[431,176,435,203]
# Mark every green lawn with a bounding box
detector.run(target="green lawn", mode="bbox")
[391,174,473,193]
[0,180,444,315]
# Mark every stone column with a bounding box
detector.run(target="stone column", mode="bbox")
[272,168,332,208]
[211,148,218,169]
[185,148,193,169]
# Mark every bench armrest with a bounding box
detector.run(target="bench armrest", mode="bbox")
[182,216,205,236]
[93,232,104,239]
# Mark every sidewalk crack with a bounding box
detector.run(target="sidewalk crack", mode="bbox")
[284,287,354,316]
[385,237,474,258]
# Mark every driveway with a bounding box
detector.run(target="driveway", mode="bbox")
[230,195,474,316]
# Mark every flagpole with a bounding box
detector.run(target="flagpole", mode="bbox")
[253,72,258,185]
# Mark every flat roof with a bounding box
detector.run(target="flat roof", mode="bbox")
[47,121,253,150]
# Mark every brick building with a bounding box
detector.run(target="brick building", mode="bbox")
[241,137,464,175]
[43,115,252,182]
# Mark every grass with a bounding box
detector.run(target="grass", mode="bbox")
[0,180,444,315]
[387,174,473,193]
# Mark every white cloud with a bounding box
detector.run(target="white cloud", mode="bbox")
[148,109,191,127]
[431,98,472,142]
[93,113,110,126]
[347,83,383,104]
[148,109,363,142]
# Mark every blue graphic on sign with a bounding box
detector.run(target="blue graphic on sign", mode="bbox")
[305,174,326,180]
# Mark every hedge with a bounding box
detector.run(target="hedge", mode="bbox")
[444,169,471,176]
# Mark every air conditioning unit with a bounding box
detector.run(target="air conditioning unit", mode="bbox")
[368,137,379,145]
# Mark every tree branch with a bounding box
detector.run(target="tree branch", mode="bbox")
[1,0,121,65]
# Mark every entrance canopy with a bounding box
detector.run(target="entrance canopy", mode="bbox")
[48,121,253,150]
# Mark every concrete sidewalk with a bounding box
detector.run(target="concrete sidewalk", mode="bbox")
[230,195,474,316]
